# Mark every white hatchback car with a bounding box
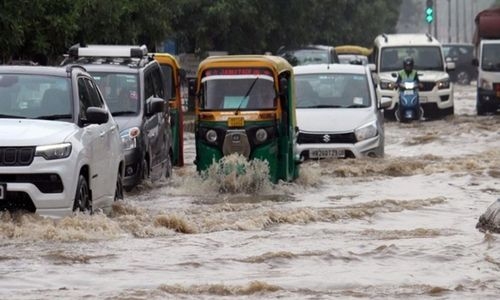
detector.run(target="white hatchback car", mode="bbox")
[0,66,124,218]
[294,64,391,159]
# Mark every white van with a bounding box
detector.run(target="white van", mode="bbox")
[371,33,455,119]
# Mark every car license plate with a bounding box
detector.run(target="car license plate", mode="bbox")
[227,117,244,127]
[0,183,6,200]
[420,96,427,103]
[403,90,414,95]
[309,149,345,158]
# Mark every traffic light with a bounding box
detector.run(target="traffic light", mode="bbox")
[425,0,434,24]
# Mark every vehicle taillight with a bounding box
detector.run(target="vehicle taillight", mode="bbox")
[495,83,500,92]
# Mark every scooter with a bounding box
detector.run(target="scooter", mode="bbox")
[395,80,424,122]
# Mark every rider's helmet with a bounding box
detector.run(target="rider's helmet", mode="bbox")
[403,57,414,72]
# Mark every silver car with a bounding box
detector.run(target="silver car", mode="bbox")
[294,64,391,160]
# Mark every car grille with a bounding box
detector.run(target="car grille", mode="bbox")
[420,81,435,92]
[0,174,63,193]
[297,132,357,144]
[0,147,35,166]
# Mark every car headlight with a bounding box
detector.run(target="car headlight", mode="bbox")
[255,128,268,143]
[120,127,140,150]
[205,129,218,143]
[35,143,72,160]
[437,79,450,89]
[380,80,397,90]
[355,122,378,141]
[480,78,493,90]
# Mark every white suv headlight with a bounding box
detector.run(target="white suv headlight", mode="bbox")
[35,143,72,160]
[355,121,378,141]
[120,127,140,150]
[437,79,450,89]
[380,80,397,90]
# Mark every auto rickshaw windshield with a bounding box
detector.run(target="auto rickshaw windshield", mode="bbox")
[201,75,276,110]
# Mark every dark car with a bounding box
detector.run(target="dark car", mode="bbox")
[276,45,339,66]
[63,45,173,191]
[442,43,477,85]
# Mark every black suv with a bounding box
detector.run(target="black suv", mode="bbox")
[63,45,173,191]
[277,45,340,66]
[442,43,477,85]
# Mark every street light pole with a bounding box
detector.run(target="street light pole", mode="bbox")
[434,1,438,39]
[448,0,452,43]
[456,0,460,42]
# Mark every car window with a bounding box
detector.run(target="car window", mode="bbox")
[84,78,104,108]
[78,77,93,120]
[295,73,370,108]
[0,74,72,120]
[151,67,165,99]
[92,73,140,115]
[160,65,175,100]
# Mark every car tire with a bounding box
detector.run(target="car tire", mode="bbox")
[477,104,487,116]
[114,169,124,201]
[456,71,470,85]
[73,174,92,214]
[140,157,149,180]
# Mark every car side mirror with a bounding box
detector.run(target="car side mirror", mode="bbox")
[85,107,109,124]
[380,96,392,109]
[368,63,376,72]
[446,61,456,72]
[391,72,398,78]
[147,97,165,116]
[472,58,479,67]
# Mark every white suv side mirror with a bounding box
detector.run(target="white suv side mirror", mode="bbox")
[368,63,376,72]
[446,61,456,72]
[380,96,392,109]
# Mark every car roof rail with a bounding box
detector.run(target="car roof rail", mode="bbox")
[382,33,388,42]
[65,64,87,74]
[425,33,433,42]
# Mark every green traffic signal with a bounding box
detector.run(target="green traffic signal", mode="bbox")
[425,7,434,23]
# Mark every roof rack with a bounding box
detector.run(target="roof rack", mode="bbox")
[68,44,148,59]
[425,33,433,42]
[382,33,388,42]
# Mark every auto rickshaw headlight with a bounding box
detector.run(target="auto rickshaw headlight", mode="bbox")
[206,129,218,143]
[255,128,268,143]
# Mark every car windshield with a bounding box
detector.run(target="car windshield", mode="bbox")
[380,46,444,72]
[283,49,329,66]
[0,74,72,120]
[295,73,371,109]
[201,73,276,111]
[91,72,140,115]
[482,44,500,72]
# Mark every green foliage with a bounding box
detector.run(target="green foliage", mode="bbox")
[0,0,401,63]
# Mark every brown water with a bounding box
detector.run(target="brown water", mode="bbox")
[1,85,500,299]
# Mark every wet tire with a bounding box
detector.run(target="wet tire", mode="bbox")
[140,158,149,180]
[73,175,92,214]
[114,170,124,201]
[456,71,470,85]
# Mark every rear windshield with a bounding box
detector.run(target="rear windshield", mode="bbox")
[91,73,140,116]
[0,74,72,121]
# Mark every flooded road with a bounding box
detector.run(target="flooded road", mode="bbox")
[2,84,500,299]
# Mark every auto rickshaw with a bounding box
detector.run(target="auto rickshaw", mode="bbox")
[194,55,300,183]
[153,53,184,166]
[334,45,373,56]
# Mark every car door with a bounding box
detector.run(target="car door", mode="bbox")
[77,77,109,205]
[84,77,117,205]
[143,69,164,181]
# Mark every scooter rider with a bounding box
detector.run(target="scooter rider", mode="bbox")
[396,57,421,88]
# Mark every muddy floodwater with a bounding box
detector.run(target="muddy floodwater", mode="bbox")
[2,85,500,299]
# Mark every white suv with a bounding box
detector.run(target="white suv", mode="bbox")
[0,65,124,218]
[372,33,455,119]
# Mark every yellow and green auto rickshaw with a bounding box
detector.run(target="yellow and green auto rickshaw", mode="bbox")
[153,53,184,167]
[194,55,300,183]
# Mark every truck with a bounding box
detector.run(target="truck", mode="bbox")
[473,7,500,115]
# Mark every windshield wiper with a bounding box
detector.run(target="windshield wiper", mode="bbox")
[36,114,72,120]
[112,110,137,116]
[235,76,259,115]
[309,104,342,108]
[0,114,26,119]
[345,104,368,108]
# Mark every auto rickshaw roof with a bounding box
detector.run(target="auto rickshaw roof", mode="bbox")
[197,55,293,77]
[151,52,181,69]
[335,45,373,56]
